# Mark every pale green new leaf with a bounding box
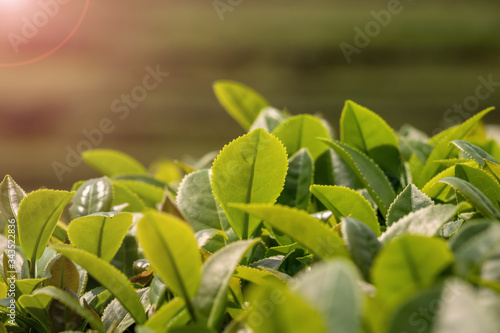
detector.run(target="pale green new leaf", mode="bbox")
[311,185,380,236]
[68,212,133,262]
[271,114,330,159]
[245,284,327,333]
[439,177,500,220]
[372,235,453,310]
[51,245,147,324]
[18,293,52,333]
[412,108,493,187]
[320,139,396,216]
[380,204,462,244]
[451,140,498,167]
[232,204,348,259]
[193,239,260,328]
[294,259,363,333]
[33,286,105,333]
[18,190,74,265]
[137,212,201,302]
[340,100,401,177]
[277,148,314,210]
[145,298,185,331]
[213,80,269,130]
[211,129,288,239]
[82,149,147,177]
[0,175,26,222]
[386,184,434,226]
[69,177,113,220]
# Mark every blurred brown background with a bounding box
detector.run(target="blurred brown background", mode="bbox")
[0,0,499,191]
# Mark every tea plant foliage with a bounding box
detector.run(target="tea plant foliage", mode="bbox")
[0,80,499,332]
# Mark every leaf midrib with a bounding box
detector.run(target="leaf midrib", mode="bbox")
[242,133,262,239]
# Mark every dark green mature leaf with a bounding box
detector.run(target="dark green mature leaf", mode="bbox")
[439,177,500,220]
[271,114,330,159]
[68,212,133,262]
[412,108,493,187]
[18,190,74,269]
[52,245,147,324]
[380,204,462,244]
[340,100,401,177]
[314,149,362,190]
[177,170,229,232]
[249,107,288,133]
[455,164,500,211]
[311,185,380,236]
[213,80,269,130]
[0,175,26,222]
[82,149,147,177]
[232,204,348,259]
[137,212,201,314]
[372,235,453,310]
[320,140,396,216]
[451,140,499,167]
[69,177,113,220]
[193,239,260,328]
[342,217,381,282]
[277,148,314,210]
[211,129,288,239]
[386,184,434,226]
[245,284,327,333]
[34,287,105,333]
[294,259,363,333]
[18,293,52,333]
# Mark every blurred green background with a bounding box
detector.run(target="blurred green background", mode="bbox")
[0,0,499,190]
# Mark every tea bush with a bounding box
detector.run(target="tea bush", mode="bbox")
[0,81,499,332]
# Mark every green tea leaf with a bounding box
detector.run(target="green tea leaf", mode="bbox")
[18,190,74,268]
[102,288,150,332]
[439,177,500,220]
[386,184,434,226]
[412,108,494,187]
[245,284,327,333]
[68,212,133,262]
[145,297,185,331]
[311,185,380,236]
[484,159,500,183]
[211,129,288,239]
[277,148,314,210]
[233,266,286,286]
[34,286,105,333]
[44,256,80,295]
[232,204,348,259]
[314,149,362,190]
[249,107,288,133]
[51,245,147,324]
[111,183,145,212]
[112,180,165,208]
[272,114,330,159]
[69,177,113,220]
[0,175,26,222]
[454,164,500,211]
[18,293,52,332]
[193,239,260,328]
[380,204,462,244]
[294,259,363,333]
[372,235,453,310]
[137,212,201,314]
[340,100,401,177]
[213,80,269,130]
[320,140,396,216]
[342,217,381,282]
[451,140,498,167]
[82,149,147,177]
[177,170,229,232]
